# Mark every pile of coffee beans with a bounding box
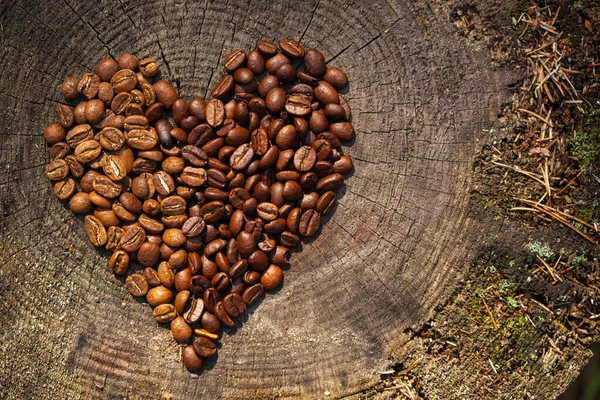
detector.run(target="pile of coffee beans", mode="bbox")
[44,39,354,371]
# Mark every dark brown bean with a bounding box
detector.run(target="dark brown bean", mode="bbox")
[125,273,148,297]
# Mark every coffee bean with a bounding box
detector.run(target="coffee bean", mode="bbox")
[109,250,129,275]
[206,99,225,128]
[147,285,173,307]
[223,293,245,317]
[69,192,92,213]
[83,215,107,247]
[285,95,312,117]
[153,80,178,109]
[45,159,69,181]
[316,172,344,192]
[125,273,148,297]
[214,301,236,327]
[324,67,349,89]
[299,209,320,237]
[193,336,217,358]
[330,122,355,142]
[265,53,290,75]
[280,231,300,248]
[242,283,264,305]
[153,303,177,323]
[265,87,286,114]
[180,166,207,187]
[256,202,278,221]
[279,39,305,58]
[304,48,326,77]
[229,143,254,171]
[171,316,192,343]
[53,178,76,200]
[120,225,145,252]
[126,128,158,150]
[182,345,203,371]
[261,264,283,290]
[61,76,80,100]
[212,74,235,98]
[139,57,159,77]
[314,81,339,105]
[183,297,205,324]
[78,73,100,99]
[224,49,246,72]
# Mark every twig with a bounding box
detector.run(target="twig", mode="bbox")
[554,171,583,196]
[481,296,498,330]
[489,359,498,374]
[517,108,555,127]
[491,161,552,188]
[515,199,598,244]
[537,255,563,283]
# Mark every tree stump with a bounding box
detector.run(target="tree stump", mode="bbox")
[1,0,592,399]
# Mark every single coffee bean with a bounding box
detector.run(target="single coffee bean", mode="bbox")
[256,202,279,221]
[280,231,300,248]
[206,99,225,128]
[153,303,178,323]
[69,192,92,214]
[74,140,102,163]
[174,290,191,315]
[282,180,303,201]
[199,201,225,223]
[93,175,122,198]
[153,80,178,109]
[329,121,355,142]
[229,143,254,171]
[146,285,173,307]
[183,345,203,371]
[299,209,320,237]
[304,48,327,77]
[189,275,211,297]
[109,250,129,275]
[53,178,76,200]
[223,292,245,317]
[256,39,278,56]
[265,87,286,114]
[139,57,159,77]
[43,123,66,146]
[85,99,105,124]
[55,105,75,129]
[171,316,192,343]
[125,273,149,297]
[137,242,160,267]
[182,216,206,237]
[61,76,80,100]
[105,226,124,250]
[201,311,222,333]
[183,297,205,324]
[45,159,69,180]
[193,336,217,358]
[275,125,297,150]
[214,301,236,327]
[270,246,291,267]
[265,52,290,75]
[316,173,344,192]
[95,58,119,82]
[211,74,235,98]
[276,63,297,85]
[66,124,94,148]
[120,225,146,252]
[229,259,248,279]
[285,95,312,117]
[261,264,283,290]
[180,166,207,187]
[84,215,107,247]
[126,128,158,150]
[143,267,161,287]
[224,49,246,72]
[333,155,354,175]
[77,73,100,99]
[324,67,349,88]
[242,283,264,305]
[243,270,261,285]
[74,102,87,124]
[314,80,339,105]
[211,271,231,292]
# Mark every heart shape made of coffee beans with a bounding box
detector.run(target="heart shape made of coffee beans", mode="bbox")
[44,38,355,372]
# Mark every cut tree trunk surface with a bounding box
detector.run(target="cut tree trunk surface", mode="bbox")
[0,0,535,398]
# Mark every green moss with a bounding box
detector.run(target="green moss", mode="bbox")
[527,241,554,258]
[575,201,598,223]
[570,117,600,172]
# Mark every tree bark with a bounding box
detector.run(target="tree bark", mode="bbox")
[1,0,589,399]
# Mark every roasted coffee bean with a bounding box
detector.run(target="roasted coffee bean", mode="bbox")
[224,49,246,72]
[261,264,283,290]
[183,297,205,324]
[214,301,236,327]
[174,290,191,314]
[143,267,161,287]
[201,311,221,333]
[126,273,148,297]
[111,69,137,93]
[256,39,278,56]
[66,124,94,148]
[304,48,326,77]
[180,166,207,187]
[223,293,245,317]
[205,238,227,256]
[211,271,230,292]
[189,275,211,297]
[126,128,158,150]
[265,87,286,114]
[120,225,145,252]
[43,123,66,146]
[229,259,248,279]
[53,178,76,200]
[324,67,349,88]
[279,38,305,58]
[199,201,225,223]
[93,175,122,198]
[193,336,217,357]
[330,121,355,142]
[61,76,80,100]
[256,202,279,221]
[183,345,203,371]
[109,250,129,274]
[182,145,208,167]
[280,231,300,248]
[203,287,219,314]
[139,57,159,77]
[153,303,177,323]
[212,74,235,98]
[229,143,254,171]
[46,159,69,181]
[181,216,206,238]
[285,95,312,117]
[299,209,320,237]
[84,215,107,247]
[74,140,102,163]
[276,63,297,85]
[171,316,192,343]
[78,73,100,99]
[153,80,178,109]
[147,285,173,307]
[316,172,344,192]
[242,283,264,305]
[206,99,225,128]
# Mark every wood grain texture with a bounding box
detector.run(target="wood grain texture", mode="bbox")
[0,0,517,398]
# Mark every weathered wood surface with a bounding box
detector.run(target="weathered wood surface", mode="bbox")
[0,0,531,398]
